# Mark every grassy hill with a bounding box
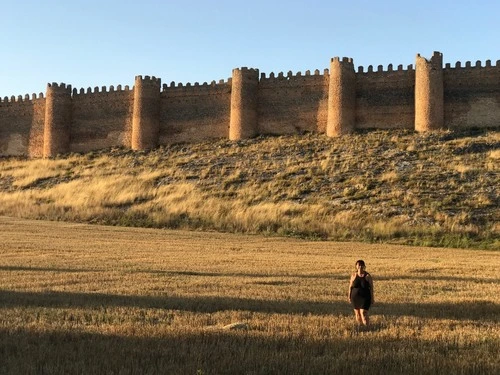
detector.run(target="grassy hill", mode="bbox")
[0,128,498,249]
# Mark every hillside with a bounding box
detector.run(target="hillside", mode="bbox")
[0,128,498,249]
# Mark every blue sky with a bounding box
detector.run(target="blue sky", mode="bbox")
[1,0,499,97]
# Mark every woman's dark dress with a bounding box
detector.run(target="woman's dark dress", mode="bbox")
[350,273,372,310]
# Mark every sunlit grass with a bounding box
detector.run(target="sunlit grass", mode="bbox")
[0,129,498,249]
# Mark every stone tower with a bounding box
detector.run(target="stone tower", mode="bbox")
[132,75,161,150]
[43,83,72,158]
[229,67,259,140]
[415,51,444,132]
[327,57,356,137]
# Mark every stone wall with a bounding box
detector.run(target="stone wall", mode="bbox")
[258,70,329,135]
[71,86,134,153]
[444,61,500,128]
[356,65,415,130]
[0,94,45,157]
[160,80,231,144]
[0,51,498,157]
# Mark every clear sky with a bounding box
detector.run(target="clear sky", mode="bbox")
[1,0,499,97]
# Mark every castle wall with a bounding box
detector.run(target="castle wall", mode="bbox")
[355,65,415,129]
[443,60,500,128]
[1,52,499,158]
[70,86,134,153]
[159,81,231,144]
[0,94,45,157]
[257,71,329,135]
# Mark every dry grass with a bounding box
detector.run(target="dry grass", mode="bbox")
[0,129,498,249]
[0,217,499,374]
[490,149,500,159]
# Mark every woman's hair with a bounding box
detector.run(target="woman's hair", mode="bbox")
[355,260,366,267]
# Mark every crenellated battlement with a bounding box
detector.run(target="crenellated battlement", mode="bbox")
[444,59,500,69]
[233,67,258,74]
[331,56,354,65]
[162,78,230,90]
[357,63,414,73]
[47,82,72,91]
[1,50,499,157]
[135,75,161,84]
[442,58,500,92]
[160,78,231,97]
[260,68,327,81]
[73,84,132,96]
[0,92,45,103]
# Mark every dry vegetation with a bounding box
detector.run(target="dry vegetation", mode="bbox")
[0,129,498,249]
[0,217,499,374]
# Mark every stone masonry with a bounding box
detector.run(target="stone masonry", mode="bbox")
[0,51,499,157]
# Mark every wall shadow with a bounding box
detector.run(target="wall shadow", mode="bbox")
[1,266,496,285]
[0,289,344,315]
[141,270,347,280]
[0,266,347,280]
[375,274,497,284]
[1,326,497,375]
[1,290,498,322]
[375,300,499,321]
[0,265,95,273]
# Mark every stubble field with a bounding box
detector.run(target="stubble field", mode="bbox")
[1,217,499,374]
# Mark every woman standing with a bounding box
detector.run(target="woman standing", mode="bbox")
[348,260,374,326]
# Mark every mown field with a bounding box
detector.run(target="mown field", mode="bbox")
[0,129,499,249]
[1,217,499,374]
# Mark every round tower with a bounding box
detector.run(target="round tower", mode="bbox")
[415,51,444,132]
[326,57,356,137]
[132,75,161,150]
[229,67,259,140]
[43,83,72,158]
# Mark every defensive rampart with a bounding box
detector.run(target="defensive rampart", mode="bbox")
[0,51,498,157]
[161,79,231,144]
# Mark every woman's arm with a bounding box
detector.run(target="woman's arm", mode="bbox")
[367,274,375,304]
[348,273,355,302]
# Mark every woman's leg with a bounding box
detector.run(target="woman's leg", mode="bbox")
[354,309,362,324]
[360,309,369,326]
